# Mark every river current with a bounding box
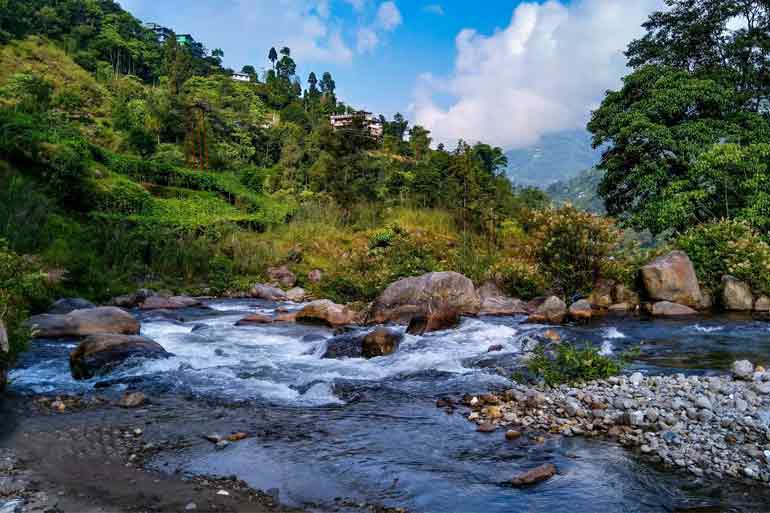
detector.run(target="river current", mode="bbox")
[10,299,770,512]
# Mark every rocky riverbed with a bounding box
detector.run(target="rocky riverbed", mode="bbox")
[465,359,770,486]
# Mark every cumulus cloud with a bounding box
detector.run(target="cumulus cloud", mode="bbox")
[423,4,444,16]
[356,27,379,53]
[412,0,663,149]
[376,1,403,31]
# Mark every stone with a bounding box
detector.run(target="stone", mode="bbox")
[274,312,298,323]
[629,372,644,387]
[754,296,770,312]
[235,313,273,326]
[185,503,198,511]
[568,299,593,321]
[732,360,755,380]
[510,464,557,486]
[505,430,522,440]
[286,287,306,302]
[308,269,323,284]
[226,432,248,442]
[476,423,497,433]
[26,307,140,339]
[485,405,503,419]
[266,265,297,288]
[140,295,201,310]
[406,309,460,335]
[477,281,527,316]
[110,289,156,308]
[487,344,504,352]
[650,301,697,317]
[250,284,288,302]
[296,300,357,327]
[542,329,561,342]
[608,303,633,312]
[697,290,714,310]
[117,391,146,408]
[722,276,754,311]
[588,279,615,308]
[370,271,480,324]
[48,298,96,315]
[641,251,702,307]
[613,284,640,305]
[361,328,402,358]
[527,296,567,324]
[322,333,364,359]
[69,334,170,380]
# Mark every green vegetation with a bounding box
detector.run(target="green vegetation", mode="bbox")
[546,168,605,214]
[528,343,638,386]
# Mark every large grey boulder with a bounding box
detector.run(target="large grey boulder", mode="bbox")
[49,298,96,315]
[641,251,702,307]
[527,296,567,324]
[722,275,754,311]
[650,301,697,317]
[568,299,593,321]
[370,272,480,324]
[140,295,201,310]
[25,307,140,339]
[250,284,288,302]
[69,334,170,380]
[296,300,358,327]
[477,282,527,316]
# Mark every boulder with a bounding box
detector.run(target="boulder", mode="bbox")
[641,251,702,307]
[370,272,480,324]
[477,282,527,316]
[650,301,697,317]
[286,287,306,302]
[361,328,403,358]
[26,307,140,339]
[406,309,460,335]
[117,391,147,408]
[250,284,288,302]
[322,333,363,359]
[527,296,567,324]
[235,313,273,326]
[697,290,714,310]
[266,265,297,288]
[722,275,754,311]
[308,269,323,284]
[296,300,357,327]
[511,463,557,486]
[49,298,96,315]
[588,279,615,308]
[755,296,770,312]
[613,284,639,305]
[140,295,201,310]
[110,289,156,309]
[608,303,633,312]
[274,311,298,323]
[568,299,593,321]
[70,334,170,380]
[732,360,755,380]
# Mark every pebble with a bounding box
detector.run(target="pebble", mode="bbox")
[733,360,755,380]
[185,502,197,511]
[216,489,230,496]
[630,372,643,387]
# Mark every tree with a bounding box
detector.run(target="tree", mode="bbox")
[320,72,335,94]
[268,46,278,69]
[280,46,290,57]
[276,54,296,80]
[307,72,319,97]
[409,125,432,160]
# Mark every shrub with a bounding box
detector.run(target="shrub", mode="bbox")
[491,258,545,299]
[676,219,770,295]
[530,205,621,298]
[93,175,153,215]
[528,342,637,386]
[240,166,268,193]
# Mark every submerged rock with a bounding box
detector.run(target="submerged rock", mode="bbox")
[527,296,567,324]
[361,328,402,358]
[406,309,460,335]
[26,307,140,339]
[322,333,364,359]
[70,334,170,380]
[641,251,702,307]
[511,464,556,486]
[235,313,273,326]
[117,391,147,408]
[48,298,96,315]
[140,295,202,310]
[250,284,288,302]
[568,299,593,321]
[296,300,357,327]
[477,282,527,316]
[650,301,697,317]
[110,289,156,308]
[722,275,754,311]
[370,271,480,324]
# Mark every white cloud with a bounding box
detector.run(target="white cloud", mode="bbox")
[376,1,403,31]
[412,0,663,149]
[344,0,367,11]
[423,4,444,16]
[356,27,380,53]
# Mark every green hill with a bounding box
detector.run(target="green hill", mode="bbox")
[546,168,605,214]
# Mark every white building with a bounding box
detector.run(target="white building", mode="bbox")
[330,112,383,139]
[231,72,251,83]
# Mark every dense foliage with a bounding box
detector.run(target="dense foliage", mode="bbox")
[527,343,637,386]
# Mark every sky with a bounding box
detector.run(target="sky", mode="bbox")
[119,0,663,150]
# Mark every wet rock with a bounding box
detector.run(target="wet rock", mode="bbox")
[286,287,306,302]
[527,296,567,324]
[250,284,288,302]
[185,503,198,511]
[70,334,170,380]
[510,463,556,486]
[361,328,402,358]
[650,301,697,317]
[588,279,615,308]
[698,290,714,310]
[608,303,633,312]
[267,265,297,288]
[641,251,702,307]
[477,281,527,316]
[568,299,592,321]
[505,430,522,440]
[722,276,754,311]
[205,434,222,443]
[406,309,460,335]
[235,313,273,326]
[49,298,96,315]
[110,289,156,308]
[755,296,770,312]
[296,300,357,327]
[487,344,504,353]
[226,432,248,442]
[629,372,643,387]
[476,423,497,433]
[274,311,298,323]
[26,307,140,339]
[613,284,639,306]
[542,329,561,342]
[322,333,364,359]
[732,360,755,380]
[117,391,146,408]
[370,271,480,324]
[140,295,202,310]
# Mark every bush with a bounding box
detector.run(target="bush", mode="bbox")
[93,175,153,215]
[676,219,770,295]
[530,206,621,298]
[240,166,268,193]
[491,258,545,299]
[528,342,637,386]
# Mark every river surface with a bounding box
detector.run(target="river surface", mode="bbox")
[10,300,770,512]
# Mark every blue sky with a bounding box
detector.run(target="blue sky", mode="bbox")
[120,0,662,149]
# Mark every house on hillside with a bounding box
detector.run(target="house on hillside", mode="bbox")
[176,34,195,46]
[144,22,172,42]
[330,111,383,139]
[231,72,251,82]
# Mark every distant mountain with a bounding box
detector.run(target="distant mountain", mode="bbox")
[505,129,601,187]
[546,167,605,214]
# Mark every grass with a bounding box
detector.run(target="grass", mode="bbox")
[527,342,639,386]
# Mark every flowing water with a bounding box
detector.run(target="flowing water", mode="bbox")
[10,300,770,512]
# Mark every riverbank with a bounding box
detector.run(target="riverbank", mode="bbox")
[465,361,770,486]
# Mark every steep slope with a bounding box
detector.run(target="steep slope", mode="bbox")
[546,167,605,214]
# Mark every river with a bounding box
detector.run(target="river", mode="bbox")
[10,299,770,512]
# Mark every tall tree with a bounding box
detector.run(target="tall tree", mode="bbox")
[268,46,278,69]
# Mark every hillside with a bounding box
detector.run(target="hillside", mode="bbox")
[546,168,605,214]
[505,129,601,187]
